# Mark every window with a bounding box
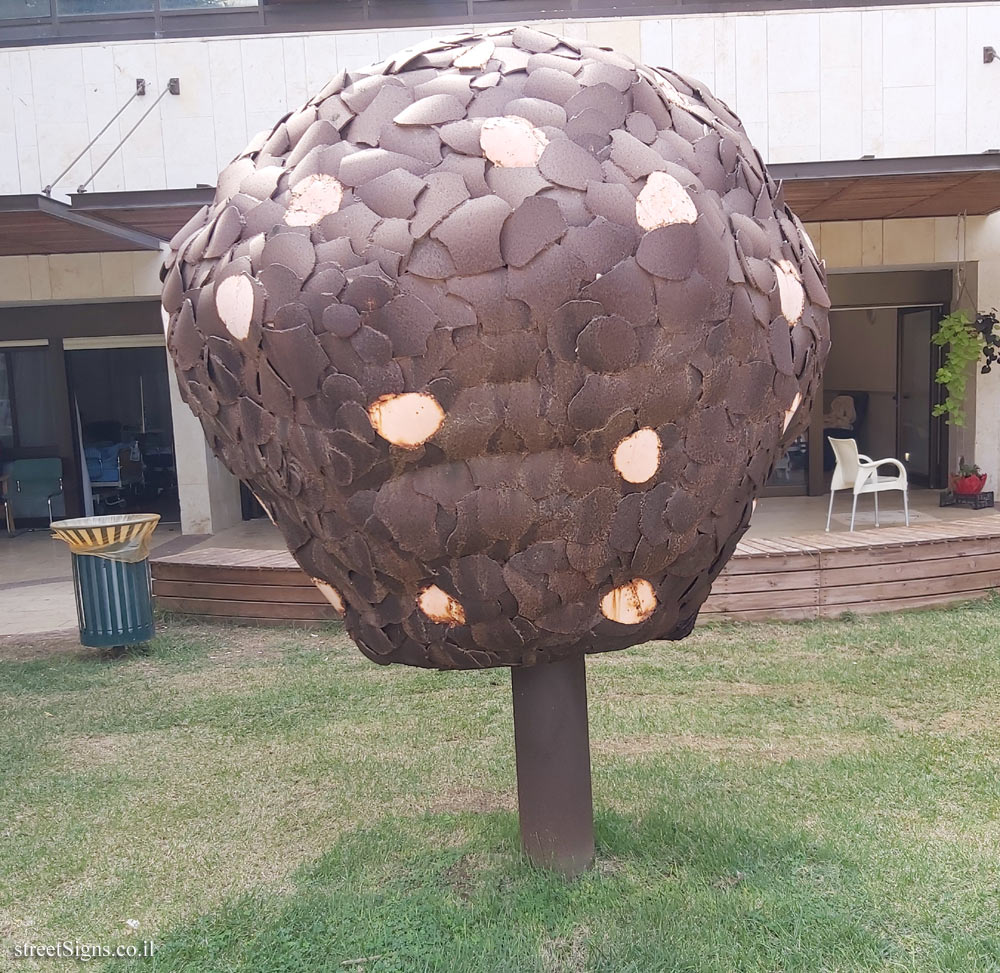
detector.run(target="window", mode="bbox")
[0,0,50,19]
[159,0,257,8]
[0,348,59,450]
[0,0,939,45]
[53,0,257,14]
[0,353,13,447]
[57,0,153,13]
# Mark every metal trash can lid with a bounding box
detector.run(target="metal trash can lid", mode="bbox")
[51,513,161,563]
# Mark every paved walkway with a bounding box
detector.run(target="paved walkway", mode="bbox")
[2,491,997,642]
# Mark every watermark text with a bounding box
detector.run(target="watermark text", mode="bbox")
[11,940,157,962]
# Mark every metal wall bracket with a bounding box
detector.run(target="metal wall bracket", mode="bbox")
[77,79,182,194]
[42,80,147,195]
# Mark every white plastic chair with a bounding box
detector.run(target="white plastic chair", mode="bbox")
[826,437,909,532]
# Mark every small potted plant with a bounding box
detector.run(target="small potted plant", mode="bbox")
[951,458,987,495]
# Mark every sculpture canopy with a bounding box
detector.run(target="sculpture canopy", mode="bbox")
[162,25,830,671]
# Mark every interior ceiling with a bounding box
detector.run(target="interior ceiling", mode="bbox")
[76,204,205,241]
[2,156,1000,257]
[0,195,168,257]
[0,203,156,257]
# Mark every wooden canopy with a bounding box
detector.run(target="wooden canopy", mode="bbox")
[0,194,167,257]
[772,154,1000,222]
[70,189,211,243]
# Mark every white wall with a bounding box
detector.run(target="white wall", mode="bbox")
[0,250,162,301]
[167,362,242,535]
[967,217,1000,490]
[1,2,999,197]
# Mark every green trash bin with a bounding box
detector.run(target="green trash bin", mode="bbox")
[51,514,160,648]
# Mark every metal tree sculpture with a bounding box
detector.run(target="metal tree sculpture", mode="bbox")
[163,26,830,876]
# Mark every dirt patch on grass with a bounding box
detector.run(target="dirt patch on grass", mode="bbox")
[160,622,299,659]
[595,732,863,762]
[0,621,313,664]
[60,727,229,769]
[442,854,477,902]
[0,632,96,661]
[602,689,668,700]
[586,633,829,669]
[163,664,284,693]
[712,869,747,890]
[698,680,795,697]
[426,785,515,815]
[595,855,626,877]
[612,679,806,698]
[886,703,1000,737]
[539,924,591,973]
[928,705,1000,736]
[62,733,126,767]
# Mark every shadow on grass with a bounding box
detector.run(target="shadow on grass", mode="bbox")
[110,804,918,973]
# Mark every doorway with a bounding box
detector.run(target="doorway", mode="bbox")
[761,269,955,497]
[821,303,947,490]
[65,341,179,522]
[763,299,949,497]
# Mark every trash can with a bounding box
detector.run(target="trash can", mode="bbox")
[50,514,160,648]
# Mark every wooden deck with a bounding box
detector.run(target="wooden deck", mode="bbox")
[151,547,333,624]
[150,516,1000,626]
[701,516,1000,622]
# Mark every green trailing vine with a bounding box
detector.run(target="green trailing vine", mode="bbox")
[931,309,999,426]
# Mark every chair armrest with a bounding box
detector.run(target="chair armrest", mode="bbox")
[870,458,907,478]
[858,453,874,464]
[856,457,907,485]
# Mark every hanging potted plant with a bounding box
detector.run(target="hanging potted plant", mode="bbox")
[950,458,987,496]
[931,308,999,426]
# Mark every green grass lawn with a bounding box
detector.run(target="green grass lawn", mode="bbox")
[2,600,1000,973]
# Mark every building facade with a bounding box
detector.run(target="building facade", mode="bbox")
[1,0,998,533]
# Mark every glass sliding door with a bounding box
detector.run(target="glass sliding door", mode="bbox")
[897,306,947,489]
[765,423,811,494]
[65,343,179,521]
